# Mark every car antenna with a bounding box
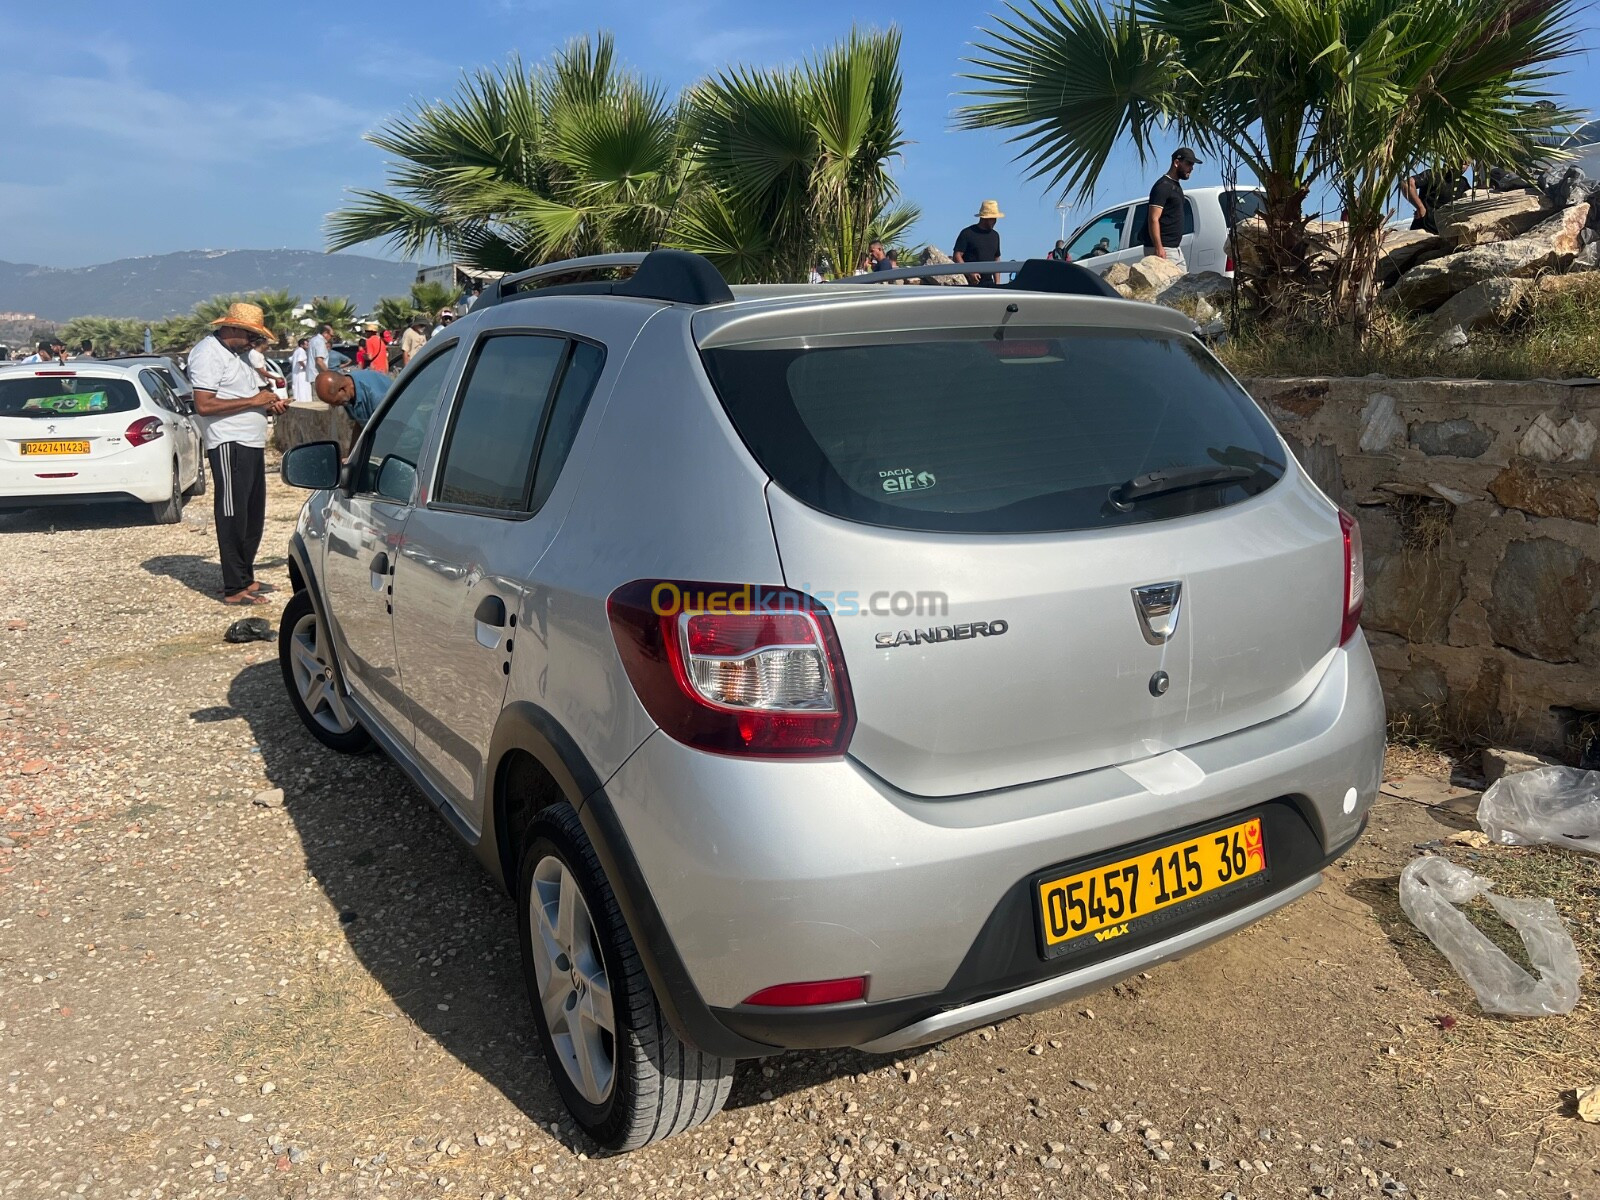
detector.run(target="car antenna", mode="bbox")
[995,302,1020,341]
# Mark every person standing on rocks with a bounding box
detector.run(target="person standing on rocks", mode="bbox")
[953,199,1005,285]
[1143,148,1200,272]
[1403,163,1471,234]
[187,303,286,606]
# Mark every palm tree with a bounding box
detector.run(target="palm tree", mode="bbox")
[676,27,916,282]
[250,289,302,347]
[308,297,358,338]
[1323,0,1578,327]
[59,316,145,356]
[326,36,685,270]
[410,280,457,317]
[956,0,1580,316]
[373,296,416,334]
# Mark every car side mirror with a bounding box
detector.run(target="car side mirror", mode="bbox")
[282,441,342,490]
[375,455,418,503]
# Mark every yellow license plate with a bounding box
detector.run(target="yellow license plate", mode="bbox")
[21,440,90,456]
[1037,816,1267,956]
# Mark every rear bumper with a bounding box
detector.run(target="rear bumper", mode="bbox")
[593,638,1385,1056]
[1,460,172,505]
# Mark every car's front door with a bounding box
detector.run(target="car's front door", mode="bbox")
[320,344,458,746]
[392,332,606,826]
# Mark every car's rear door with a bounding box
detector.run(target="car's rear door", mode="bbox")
[1065,206,1134,274]
[392,330,607,826]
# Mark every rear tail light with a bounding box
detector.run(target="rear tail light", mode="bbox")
[1339,509,1364,645]
[1224,255,1235,274]
[606,580,855,757]
[124,417,164,447]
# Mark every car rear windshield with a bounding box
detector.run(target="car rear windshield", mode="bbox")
[0,376,140,419]
[700,327,1286,534]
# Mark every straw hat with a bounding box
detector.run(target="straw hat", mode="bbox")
[363,321,380,333]
[210,301,273,339]
[975,199,1005,219]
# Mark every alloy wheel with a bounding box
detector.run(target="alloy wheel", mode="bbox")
[530,855,616,1105]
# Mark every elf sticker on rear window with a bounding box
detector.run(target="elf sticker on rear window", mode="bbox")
[880,467,936,494]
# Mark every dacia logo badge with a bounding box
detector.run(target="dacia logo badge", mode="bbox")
[1131,582,1182,645]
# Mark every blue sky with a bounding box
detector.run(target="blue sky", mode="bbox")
[2,0,1596,270]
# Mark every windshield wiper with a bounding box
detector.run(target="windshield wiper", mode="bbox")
[1108,464,1257,511]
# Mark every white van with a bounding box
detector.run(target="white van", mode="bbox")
[1063,185,1265,277]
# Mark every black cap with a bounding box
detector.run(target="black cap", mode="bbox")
[1173,147,1202,164]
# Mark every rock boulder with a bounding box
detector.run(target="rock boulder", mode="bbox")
[1434,192,1550,250]
[1423,277,1529,335]
[1391,201,1592,310]
[1126,255,1186,295]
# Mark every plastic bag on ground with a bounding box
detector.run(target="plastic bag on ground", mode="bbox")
[1478,766,1600,855]
[1398,856,1581,1017]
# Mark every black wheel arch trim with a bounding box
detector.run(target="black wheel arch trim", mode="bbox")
[485,705,779,1060]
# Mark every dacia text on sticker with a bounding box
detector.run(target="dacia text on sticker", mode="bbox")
[880,468,936,494]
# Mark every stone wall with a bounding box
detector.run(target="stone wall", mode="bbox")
[1247,376,1600,756]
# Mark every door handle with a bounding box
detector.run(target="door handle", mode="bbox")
[474,594,507,649]
[371,552,390,575]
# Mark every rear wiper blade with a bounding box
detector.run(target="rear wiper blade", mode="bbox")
[1108,464,1256,511]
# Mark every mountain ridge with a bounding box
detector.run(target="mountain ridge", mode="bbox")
[0,249,425,321]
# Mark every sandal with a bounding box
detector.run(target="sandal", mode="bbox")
[223,592,266,606]
[246,582,277,595]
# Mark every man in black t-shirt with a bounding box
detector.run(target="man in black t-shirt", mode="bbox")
[1402,164,1471,234]
[953,199,1004,285]
[1143,147,1200,272]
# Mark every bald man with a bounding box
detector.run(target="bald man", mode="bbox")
[314,367,391,431]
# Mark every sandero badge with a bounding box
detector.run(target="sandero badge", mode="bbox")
[874,619,1009,649]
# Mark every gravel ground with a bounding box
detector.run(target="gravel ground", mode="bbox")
[1,470,1598,1200]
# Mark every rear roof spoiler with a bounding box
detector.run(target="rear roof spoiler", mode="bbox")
[833,258,1122,299]
[474,249,735,310]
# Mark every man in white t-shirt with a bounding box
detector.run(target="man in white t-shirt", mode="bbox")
[187,302,286,605]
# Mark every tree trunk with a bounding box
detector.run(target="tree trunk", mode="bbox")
[1244,174,1311,317]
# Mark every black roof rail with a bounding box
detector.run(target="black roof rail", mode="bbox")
[474,249,734,310]
[832,258,1121,299]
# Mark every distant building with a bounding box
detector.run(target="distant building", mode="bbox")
[415,263,505,293]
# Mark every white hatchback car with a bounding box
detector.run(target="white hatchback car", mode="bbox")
[0,360,204,523]
[1063,185,1265,277]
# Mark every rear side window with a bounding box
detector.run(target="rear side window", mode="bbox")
[528,341,605,512]
[0,376,140,418]
[701,328,1285,534]
[1222,190,1265,227]
[435,335,568,512]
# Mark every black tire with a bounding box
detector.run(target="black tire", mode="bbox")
[149,460,185,524]
[186,452,207,497]
[278,590,372,753]
[518,804,733,1151]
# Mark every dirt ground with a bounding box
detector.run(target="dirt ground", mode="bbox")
[1,469,1598,1200]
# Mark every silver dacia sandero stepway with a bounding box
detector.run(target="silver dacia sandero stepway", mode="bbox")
[277,249,1384,1150]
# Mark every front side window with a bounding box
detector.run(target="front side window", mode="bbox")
[356,345,457,501]
[1067,210,1128,259]
[435,335,568,512]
